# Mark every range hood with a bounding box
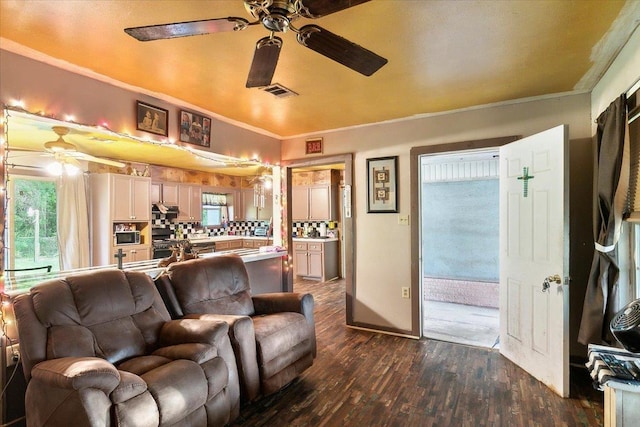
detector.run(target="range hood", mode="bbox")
[152,203,179,215]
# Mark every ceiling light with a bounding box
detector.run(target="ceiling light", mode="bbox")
[64,162,81,176]
[46,162,63,176]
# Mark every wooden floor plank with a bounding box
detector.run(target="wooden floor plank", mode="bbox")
[231,278,604,426]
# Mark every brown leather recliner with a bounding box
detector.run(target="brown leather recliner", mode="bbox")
[154,255,316,403]
[13,269,240,426]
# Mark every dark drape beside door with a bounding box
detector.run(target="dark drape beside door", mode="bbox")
[578,95,628,345]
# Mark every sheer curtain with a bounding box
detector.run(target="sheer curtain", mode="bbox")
[578,95,630,345]
[57,173,91,270]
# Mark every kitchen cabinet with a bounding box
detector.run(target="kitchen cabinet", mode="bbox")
[111,174,151,221]
[177,184,202,222]
[215,239,243,251]
[89,173,152,267]
[292,239,339,281]
[242,238,269,249]
[241,187,272,221]
[292,185,335,221]
[112,245,151,263]
[151,182,179,205]
[291,169,340,221]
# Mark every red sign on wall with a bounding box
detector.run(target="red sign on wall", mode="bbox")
[305,138,323,155]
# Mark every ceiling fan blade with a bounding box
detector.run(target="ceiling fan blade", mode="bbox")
[68,152,126,168]
[246,36,283,88]
[299,0,371,18]
[124,17,250,41]
[297,25,387,76]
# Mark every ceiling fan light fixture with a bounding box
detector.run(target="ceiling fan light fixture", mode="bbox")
[261,10,290,32]
[46,160,81,177]
[63,162,81,176]
[46,161,63,176]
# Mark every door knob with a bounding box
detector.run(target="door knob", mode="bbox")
[542,274,562,292]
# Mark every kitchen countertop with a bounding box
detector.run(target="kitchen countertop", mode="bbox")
[188,235,273,243]
[292,237,339,242]
[3,248,287,294]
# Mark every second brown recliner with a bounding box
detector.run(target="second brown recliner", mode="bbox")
[154,254,316,403]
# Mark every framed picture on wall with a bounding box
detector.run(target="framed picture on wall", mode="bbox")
[179,109,211,147]
[367,156,398,213]
[136,101,168,137]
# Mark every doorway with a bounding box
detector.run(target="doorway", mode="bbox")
[283,153,355,322]
[410,136,519,345]
[420,149,500,348]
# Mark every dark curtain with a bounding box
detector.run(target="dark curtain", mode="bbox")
[578,95,628,345]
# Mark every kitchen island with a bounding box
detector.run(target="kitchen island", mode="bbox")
[2,248,288,296]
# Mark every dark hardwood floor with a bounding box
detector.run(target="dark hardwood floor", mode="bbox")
[231,278,604,426]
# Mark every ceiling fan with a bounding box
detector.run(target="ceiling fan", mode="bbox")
[8,126,128,174]
[42,126,126,168]
[124,0,388,88]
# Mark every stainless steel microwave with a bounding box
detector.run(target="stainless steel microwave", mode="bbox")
[114,231,141,245]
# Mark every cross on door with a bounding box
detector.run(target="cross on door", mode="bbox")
[517,167,535,197]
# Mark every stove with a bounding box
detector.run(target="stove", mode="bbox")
[151,228,179,259]
[152,239,180,259]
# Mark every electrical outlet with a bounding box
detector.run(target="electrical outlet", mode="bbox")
[401,287,410,299]
[398,215,410,226]
[5,343,20,367]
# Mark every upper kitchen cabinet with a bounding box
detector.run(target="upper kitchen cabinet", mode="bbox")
[292,169,340,221]
[110,174,151,222]
[151,182,179,205]
[241,186,273,221]
[177,184,202,222]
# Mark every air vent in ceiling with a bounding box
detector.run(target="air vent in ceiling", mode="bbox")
[262,83,298,98]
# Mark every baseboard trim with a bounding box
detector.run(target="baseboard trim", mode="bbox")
[346,324,420,340]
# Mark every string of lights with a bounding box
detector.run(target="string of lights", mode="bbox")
[2,103,276,172]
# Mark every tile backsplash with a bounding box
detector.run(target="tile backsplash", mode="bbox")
[152,213,269,238]
[152,214,339,239]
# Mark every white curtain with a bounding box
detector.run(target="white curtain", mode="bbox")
[57,174,91,270]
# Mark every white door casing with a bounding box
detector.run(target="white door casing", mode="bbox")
[499,125,570,397]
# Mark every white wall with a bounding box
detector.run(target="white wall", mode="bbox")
[591,25,640,123]
[283,94,592,332]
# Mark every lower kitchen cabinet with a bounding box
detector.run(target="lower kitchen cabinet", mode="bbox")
[242,238,269,249]
[293,240,338,282]
[112,245,151,263]
[215,239,243,251]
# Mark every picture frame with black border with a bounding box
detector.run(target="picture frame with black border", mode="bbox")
[367,156,398,213]
[179,109,211,147]
[136,100,168,137]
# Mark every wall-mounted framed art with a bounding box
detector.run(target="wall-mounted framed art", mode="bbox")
[136,101,168,137]
[367,156,398,213]
[305,137,323,154]
[179,109,211,147]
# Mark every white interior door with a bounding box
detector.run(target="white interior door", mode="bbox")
[499,124,569,397]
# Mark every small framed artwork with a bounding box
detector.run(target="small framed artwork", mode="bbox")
[367,156,398,213]
[305,137,323,154]
[136,101,168,137]
[179,109,211,147]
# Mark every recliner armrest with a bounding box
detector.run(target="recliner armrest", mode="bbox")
[159,318,230,346]
[252,292,314,318]
[30,357,120,394]
[252,292,316,357]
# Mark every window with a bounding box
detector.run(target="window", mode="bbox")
[201,192,230,227]
[6,176,59,273]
